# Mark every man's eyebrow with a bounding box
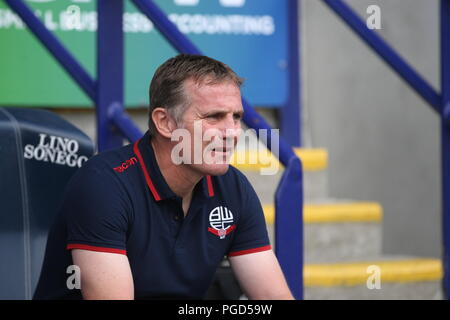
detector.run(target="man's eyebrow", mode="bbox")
[203,110,226,115]
[203,109,243,116]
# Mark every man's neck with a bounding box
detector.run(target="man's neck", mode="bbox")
[150,136,202,201]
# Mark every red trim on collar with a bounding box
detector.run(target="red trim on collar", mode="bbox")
[133,139,161,201]
[206,175,214,197]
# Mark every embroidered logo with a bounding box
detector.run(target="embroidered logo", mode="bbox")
[208,206,236,239]
[113,156,138,173]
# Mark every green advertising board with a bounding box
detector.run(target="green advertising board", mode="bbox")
[0,0,289,108]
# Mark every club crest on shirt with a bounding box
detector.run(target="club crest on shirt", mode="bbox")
[208,206,236,239]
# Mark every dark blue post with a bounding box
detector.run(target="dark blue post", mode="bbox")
[97,0,125,151]
[441,0,450,300]
[275,157,303,299]
[277,0,303,296]
[281,0,301,147]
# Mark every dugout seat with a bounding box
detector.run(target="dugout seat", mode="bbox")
[0,107,94,299]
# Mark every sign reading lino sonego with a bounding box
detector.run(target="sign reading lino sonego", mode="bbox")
[0,0,289,108]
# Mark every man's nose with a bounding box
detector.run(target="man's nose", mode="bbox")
[221,114,241,138]
[221,113,239,129]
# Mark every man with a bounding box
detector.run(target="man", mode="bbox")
[34,54,293,300]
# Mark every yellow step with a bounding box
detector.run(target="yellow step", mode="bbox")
[263,202,383,224]
[304,259,442,287]
[231,148,328,172]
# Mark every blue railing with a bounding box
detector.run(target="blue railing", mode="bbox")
[4,0,304,299]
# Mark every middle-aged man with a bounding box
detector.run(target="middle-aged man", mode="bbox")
[34,54,294,300]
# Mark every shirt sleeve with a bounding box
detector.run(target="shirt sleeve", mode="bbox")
[63,164,131,255]
[227,177,271,257]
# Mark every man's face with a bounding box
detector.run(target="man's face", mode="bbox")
[172,79,243,176]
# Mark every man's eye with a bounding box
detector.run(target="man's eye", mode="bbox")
[233,114,242,120]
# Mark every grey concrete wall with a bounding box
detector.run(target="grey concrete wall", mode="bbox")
[301,0,441,257]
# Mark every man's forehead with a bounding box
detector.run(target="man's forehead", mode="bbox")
[184,77,240,96]
[184,79,243,111]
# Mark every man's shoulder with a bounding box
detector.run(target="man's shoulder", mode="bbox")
[79,143,135,174]
[68,143,136,189]
[60,143,136,213]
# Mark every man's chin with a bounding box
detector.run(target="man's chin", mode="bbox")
[192,163,230,176]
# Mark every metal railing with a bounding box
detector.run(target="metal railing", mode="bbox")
[4,0,304,299]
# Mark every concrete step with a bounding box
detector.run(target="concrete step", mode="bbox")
[265,201,383,263]
[304,258,443,300]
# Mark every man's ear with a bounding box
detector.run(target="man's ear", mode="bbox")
[151,107,177,139]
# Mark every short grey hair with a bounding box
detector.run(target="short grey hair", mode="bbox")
[148,54,244,136]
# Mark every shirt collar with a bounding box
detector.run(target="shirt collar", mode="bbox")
[133,131,215,202]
